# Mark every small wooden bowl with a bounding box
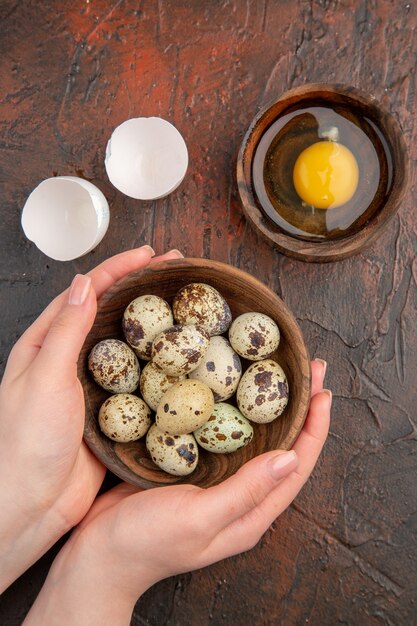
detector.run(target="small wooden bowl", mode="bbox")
[237,84,408,262]
[79,258,311,489]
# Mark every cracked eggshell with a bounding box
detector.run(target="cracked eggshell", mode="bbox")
[98,394,151,443]
[21,176,109,261]
[194,403,254,454]
[146,423,198,476]
[140,361,185,411]
[105,117,188,200]
[189,336,242,402]
[173,283,232,336]
[237,359,289,424]
[151,324,210,376]
[123,295,174,360]
[88,339,140,393]
[156,379,214,435]
[229,312,280,361]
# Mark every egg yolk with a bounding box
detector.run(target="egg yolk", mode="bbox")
[293,141,359,209]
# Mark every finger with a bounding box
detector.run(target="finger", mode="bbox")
[6,246,156,376]
[254,390,331,516]
[311,359,326,396]
[26,246,155,341]
[86,246,182,295]
[285,389,331,489]
[195,449,298,534]
[195,365,328,534]
[206,390,331,559]
[28,246,182,360]
[149,249,184,264]
[33,274,97,382]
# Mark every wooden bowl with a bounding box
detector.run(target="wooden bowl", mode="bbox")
[237,84,408,262]
[79,258,311,489]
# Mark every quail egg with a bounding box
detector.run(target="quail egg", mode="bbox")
[189,336,242,401]
[140,361,185,411]
[146,423,198,476]
[194,403,253,453]
[88,339,140,393]
[173,283,232,336]
[237,359,289,423]
[123,295,174,360]
[151,324,210,376]
[98,394,151,442]
[156,379,214,435]
[229,312,280,360]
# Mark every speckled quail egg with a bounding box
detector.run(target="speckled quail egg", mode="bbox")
[123,295,174,360]
[140,361,185,411]
[194,403,254,453]
[98,394,151,442]
[146,423,198,476]
[88,339,140,393]
[189,336,242,402]
[151,324,210,376]
[229,312,280,361]
[156,379,214,435]
[237,359,289,423]
[173,283,232,336]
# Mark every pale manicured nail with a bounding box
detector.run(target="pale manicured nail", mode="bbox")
[267,450,298,481]
[68,274,92,305]
[314,358,327,379]
[167,249,184,258]
[323,389,332,408]
[141,245,155,256]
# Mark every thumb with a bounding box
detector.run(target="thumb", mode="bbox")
[35,274,97,381]
[198,449,299,534]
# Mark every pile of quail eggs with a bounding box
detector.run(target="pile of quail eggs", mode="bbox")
[88,283,289,477]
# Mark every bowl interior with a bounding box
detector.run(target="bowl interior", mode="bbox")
[237,84,408,262]
[79,258,311,488]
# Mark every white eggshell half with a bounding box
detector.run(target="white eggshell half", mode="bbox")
[21,176,109,261]
[105,117,188,200]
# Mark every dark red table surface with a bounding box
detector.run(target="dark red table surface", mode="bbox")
[1,1,416,624]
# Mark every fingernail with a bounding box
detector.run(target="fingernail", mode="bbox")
[167,249,184,258]
[68,274,92,305]
[314,358,327,379]
[267,450,298,481]
[323,389,333,408]
[141,245,155,256]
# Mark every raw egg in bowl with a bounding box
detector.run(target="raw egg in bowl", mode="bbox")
[237,84,408,262]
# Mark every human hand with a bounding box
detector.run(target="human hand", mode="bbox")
[25,361,330,626]
[0,245,183,592]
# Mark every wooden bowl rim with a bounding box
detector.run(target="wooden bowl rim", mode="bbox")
[81,257,312,488]
[237,82,409,262]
